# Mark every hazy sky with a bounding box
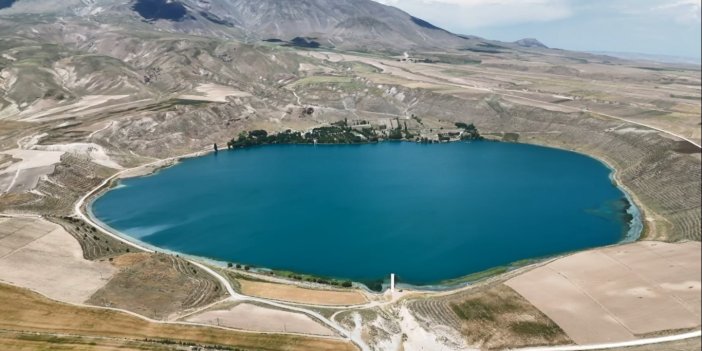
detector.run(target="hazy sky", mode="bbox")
[375,0,702,59]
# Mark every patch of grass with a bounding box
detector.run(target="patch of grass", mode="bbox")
[509,321,564,339]
[450,296,520,322]
[441,69,475,77]
[503,133,520,142]
[291,75,355,87]
[290,75,368,92]
[673,140,702,154]
[349,62,381,74]
[167,98,213,106]
[266,268,353,288]
[636,66,680,72]
[421,54,482,65]
[564,56,589,64]
[451,299,496,321]
[461,47,503,54]
[438,265,509,286]
[2,331,178,350]
[670,94,701,100]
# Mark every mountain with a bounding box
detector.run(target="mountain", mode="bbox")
[588,51,701,66]
[514,38,547,49]
[0,0,470,52]
[185,0,467,50]
[0,0,616,128]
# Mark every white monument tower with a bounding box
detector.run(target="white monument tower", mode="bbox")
[390,273,395,293]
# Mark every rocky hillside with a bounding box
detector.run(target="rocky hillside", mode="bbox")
[0,0,470,51]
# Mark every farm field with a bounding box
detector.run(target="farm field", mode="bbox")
[0,283,356,351]
[238,279,369,306]
[507,241,701,344]
[0,217,115,303]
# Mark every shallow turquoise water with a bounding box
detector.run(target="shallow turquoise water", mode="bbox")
[92,142,634,286]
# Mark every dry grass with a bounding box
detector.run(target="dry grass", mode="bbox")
[0,120,37,150]
[0,283,356,351]
[0,331,188,351]
[88,253,227,320]
[239,279,368,306]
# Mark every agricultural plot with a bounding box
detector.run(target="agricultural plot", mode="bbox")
[186,302,338,336]
[507,241,701,345]
[0,217,115,304]
[238,279,368,306]
[88,253,227,320]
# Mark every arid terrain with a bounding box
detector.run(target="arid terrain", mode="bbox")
[0,0,700,350]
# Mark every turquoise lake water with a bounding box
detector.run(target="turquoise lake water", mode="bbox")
[91,142,636,287]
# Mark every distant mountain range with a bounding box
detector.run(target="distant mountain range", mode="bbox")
[588,51,701,66]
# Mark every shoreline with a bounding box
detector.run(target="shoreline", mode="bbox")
[81,139,645,292]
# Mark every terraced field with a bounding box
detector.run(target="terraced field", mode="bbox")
[409,297,463,331]
[49,215,136,260]
[88,253,227,320]
[0,154,115,216]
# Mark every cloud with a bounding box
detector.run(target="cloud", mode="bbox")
[374,0,700,58]
[586,0,701,24]
[374,0,573,29]
[653,0,701,24]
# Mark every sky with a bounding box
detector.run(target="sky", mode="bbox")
[374,0,702,59]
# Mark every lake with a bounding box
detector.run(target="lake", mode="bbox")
[91,142,638,287]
